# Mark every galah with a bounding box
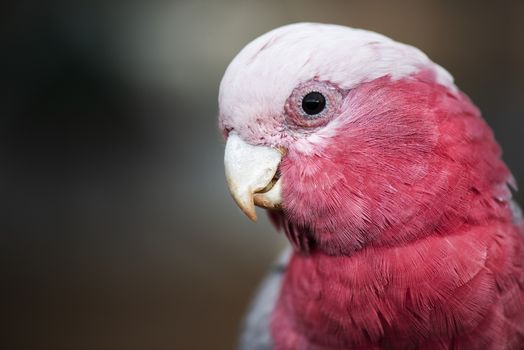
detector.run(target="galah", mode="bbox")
[218,23,524,350]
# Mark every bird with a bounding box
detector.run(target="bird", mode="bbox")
[218,23,524,350]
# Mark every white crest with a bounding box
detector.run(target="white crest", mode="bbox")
[219,23,455,147]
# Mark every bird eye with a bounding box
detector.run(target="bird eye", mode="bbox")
[286,80,344,128]
[301,91,326,116]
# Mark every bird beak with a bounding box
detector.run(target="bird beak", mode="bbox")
[224,133,283,221]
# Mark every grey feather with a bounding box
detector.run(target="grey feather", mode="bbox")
[237,248,291,350]
[511,199,523,225]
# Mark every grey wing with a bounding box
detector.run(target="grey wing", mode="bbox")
[237,248,291,350]
[511,199,523,226]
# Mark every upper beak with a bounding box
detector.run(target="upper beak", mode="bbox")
[224,133,283,221]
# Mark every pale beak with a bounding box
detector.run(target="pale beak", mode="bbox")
[224,133,283,221]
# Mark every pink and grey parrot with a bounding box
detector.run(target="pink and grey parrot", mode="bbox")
[218,23,524,350]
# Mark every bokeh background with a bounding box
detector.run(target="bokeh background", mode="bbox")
[1,1,523,349]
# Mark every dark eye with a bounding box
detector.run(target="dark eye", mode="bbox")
[285,80,343,128]
[301,91,326,116]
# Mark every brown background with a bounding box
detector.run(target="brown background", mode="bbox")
[1,1,523,349]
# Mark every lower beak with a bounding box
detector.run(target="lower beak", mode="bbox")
[224,133,283,221]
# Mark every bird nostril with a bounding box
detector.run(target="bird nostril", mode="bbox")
[223,126,234,138]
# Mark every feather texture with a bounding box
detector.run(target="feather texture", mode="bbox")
[270,74,524,349]
[218,23,524,349]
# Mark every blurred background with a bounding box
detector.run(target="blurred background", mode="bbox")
[0,1,522,349]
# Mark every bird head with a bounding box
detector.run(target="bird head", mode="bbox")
[219,23,513,255]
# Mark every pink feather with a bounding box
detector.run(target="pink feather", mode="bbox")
[269,73,524,349]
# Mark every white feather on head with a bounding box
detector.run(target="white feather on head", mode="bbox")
[219,22,455,150]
